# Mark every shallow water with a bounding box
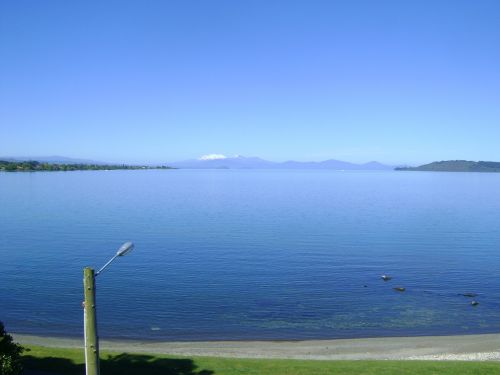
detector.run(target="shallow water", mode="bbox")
[1,169,500,340]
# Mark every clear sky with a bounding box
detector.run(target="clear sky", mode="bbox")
[1,1,499,165]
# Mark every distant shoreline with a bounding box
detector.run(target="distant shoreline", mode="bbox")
[0,160,174,172]
[396,160,500,173]
[13,332,500,360]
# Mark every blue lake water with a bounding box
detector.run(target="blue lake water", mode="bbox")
[1,169,500,341]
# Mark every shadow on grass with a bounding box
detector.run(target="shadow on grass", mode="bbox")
[23,352,214,375]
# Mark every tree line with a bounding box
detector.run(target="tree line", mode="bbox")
[0,160,174,172]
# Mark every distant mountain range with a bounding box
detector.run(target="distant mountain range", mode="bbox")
[6,156,500,172]
[2,154,394,170]
[0,155,107,165]
[169,155,393,170]
[396,160,500,172]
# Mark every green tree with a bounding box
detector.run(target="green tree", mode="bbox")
[0,321,23,375]
[4,164,17,171]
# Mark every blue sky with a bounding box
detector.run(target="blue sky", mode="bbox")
[1,1,499,164]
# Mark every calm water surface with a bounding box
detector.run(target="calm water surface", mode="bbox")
[1,169,500,340]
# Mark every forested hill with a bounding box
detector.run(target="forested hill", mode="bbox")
[396,160,500,172]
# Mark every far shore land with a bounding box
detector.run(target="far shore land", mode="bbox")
[13,333,500,361]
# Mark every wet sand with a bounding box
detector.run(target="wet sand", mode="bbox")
[14,333,500,360]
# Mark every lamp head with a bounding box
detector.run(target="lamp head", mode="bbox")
[116,241,134,257]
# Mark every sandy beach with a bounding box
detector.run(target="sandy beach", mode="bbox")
[14,333,500,361]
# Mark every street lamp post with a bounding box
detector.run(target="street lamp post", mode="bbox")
[83,241,134,375]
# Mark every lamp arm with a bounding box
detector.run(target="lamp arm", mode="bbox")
[95,253,119,276]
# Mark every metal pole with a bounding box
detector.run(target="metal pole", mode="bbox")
[83,267,100,375]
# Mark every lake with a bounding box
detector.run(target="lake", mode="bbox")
[1,169,500,341]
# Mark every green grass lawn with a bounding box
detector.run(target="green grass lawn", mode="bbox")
[21,345,500,375]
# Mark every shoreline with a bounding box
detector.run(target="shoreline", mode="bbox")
[14,332,500,361]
